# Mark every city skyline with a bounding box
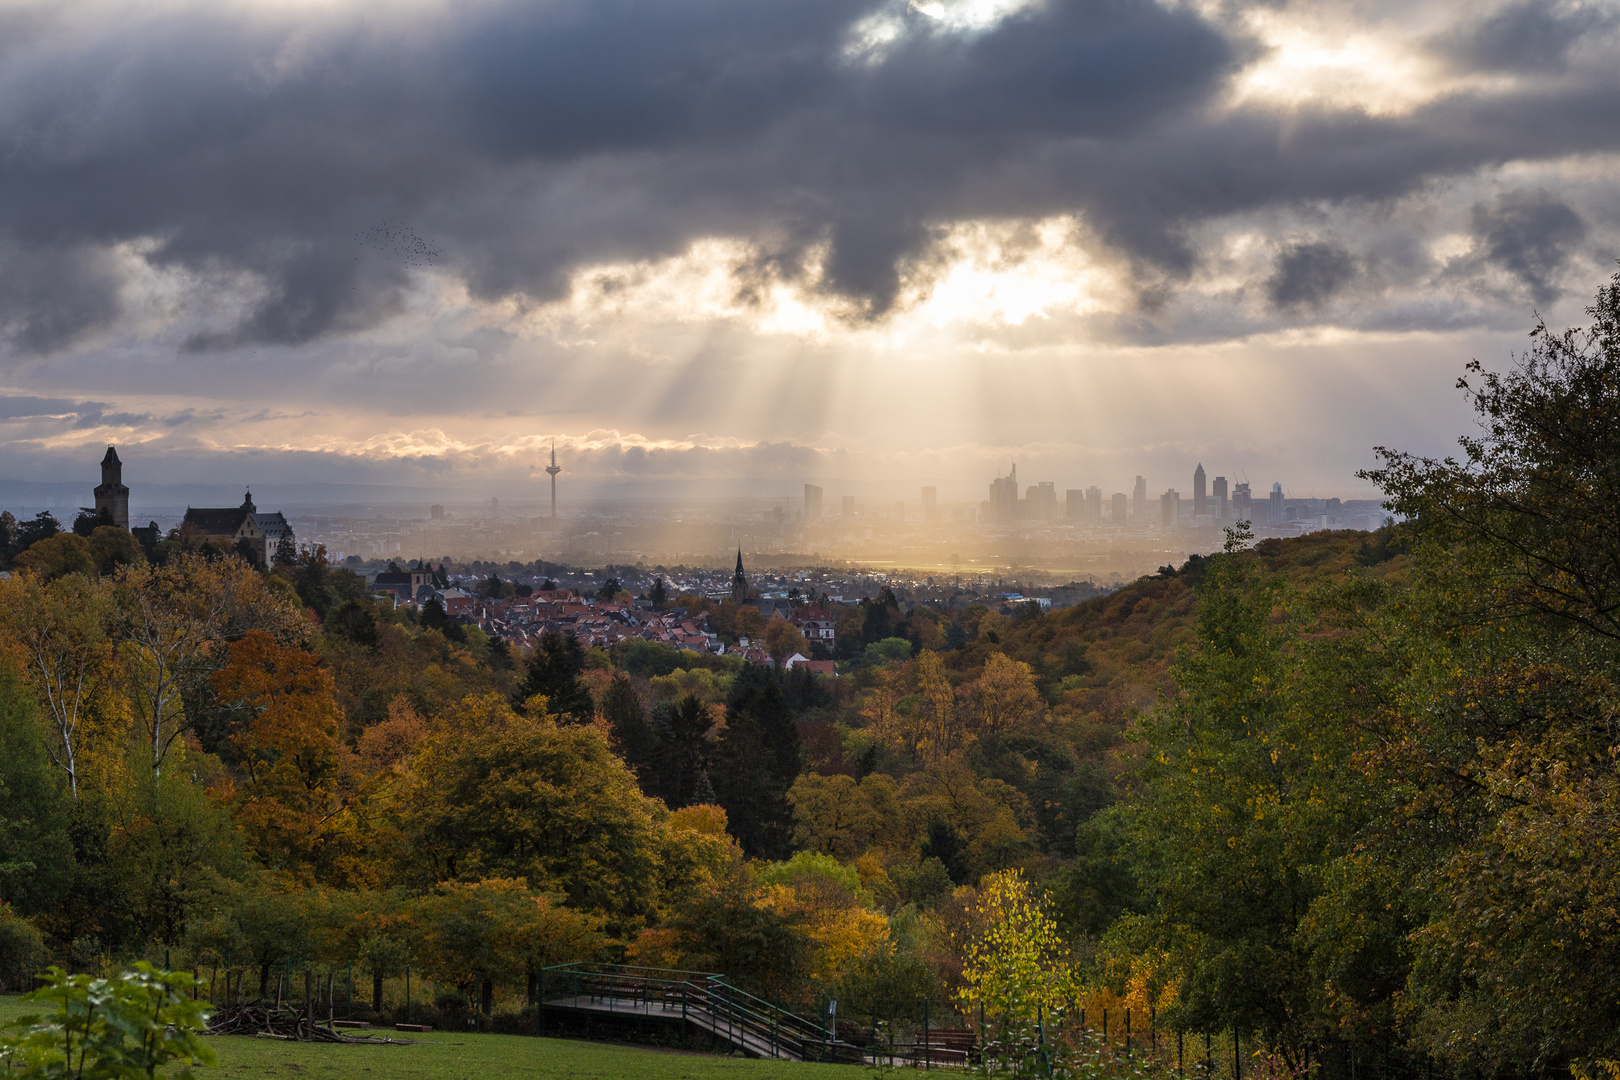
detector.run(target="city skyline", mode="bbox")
[3,0,1618,502]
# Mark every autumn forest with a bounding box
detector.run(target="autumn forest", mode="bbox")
[4,273,1620,1078]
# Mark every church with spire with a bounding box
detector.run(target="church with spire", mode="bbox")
[731,548,748,604]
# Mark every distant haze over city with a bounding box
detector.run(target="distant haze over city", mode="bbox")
[4,0,1617,529]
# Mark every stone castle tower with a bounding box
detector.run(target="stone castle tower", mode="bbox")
[93,445,130,530]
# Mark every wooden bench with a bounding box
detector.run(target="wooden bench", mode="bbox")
[394,1023,433,1033]
[331,1021,371,1029]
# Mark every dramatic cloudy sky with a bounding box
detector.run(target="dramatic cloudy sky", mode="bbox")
[2,0,1618,505]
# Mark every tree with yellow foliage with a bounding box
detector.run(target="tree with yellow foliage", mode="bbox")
[392,693,668,929]
[968,652,1044,734]
[913,649,961,764]
[958,870,1076,1051]
[755,852,890,986]
[0,572,115,796]
[112,553,305,778]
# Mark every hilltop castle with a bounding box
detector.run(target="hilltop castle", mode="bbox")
[182,491,294,567]
[89,445,294,566]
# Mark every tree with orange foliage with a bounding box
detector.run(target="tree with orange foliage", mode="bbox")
[113,553,305,778]
[211,630,350,881]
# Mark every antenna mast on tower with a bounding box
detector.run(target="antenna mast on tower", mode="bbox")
[545,440,562,519]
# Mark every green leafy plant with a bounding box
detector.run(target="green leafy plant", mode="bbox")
[0,962,215,1079]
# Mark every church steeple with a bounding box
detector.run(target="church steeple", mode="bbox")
[731,548,748,604]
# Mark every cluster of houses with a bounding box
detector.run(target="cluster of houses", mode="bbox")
[369,567,837,673]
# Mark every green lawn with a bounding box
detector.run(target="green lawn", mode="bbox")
[0,996,867,1080]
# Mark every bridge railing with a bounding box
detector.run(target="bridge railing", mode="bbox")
[537,962,859,1061]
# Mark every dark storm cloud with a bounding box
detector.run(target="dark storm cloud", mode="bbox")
[0,243,123,353]
[2,0,1620,353]
[1472,190,1588,303]
[1432,1,1612,74]
[1267,241,1358,309]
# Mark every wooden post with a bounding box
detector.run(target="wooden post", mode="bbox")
[923,998,930,1070]
[304,968,313,1041]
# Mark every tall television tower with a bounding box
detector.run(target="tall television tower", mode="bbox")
[545,440,561,519]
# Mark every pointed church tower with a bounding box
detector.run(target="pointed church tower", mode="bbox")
[93,446,130,530]
[731,548,748,604]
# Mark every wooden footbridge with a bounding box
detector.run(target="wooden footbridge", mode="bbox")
[537,963,973,1065]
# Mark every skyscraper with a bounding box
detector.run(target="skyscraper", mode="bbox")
[1193,463,1207,517]
[804,483,824,521]
[1212,475,1228,521]
[1269,482,1285,524]
[921,486,937,522]
[1161,489,1181,528]
[842,495,856,517]
[1232,481,1253,521]
[1111,492,1128,524]
[1037,481,1056,520]
[1086,485,1103,524]
[1066,489,1083,520]
[1132,476,1147,524]
[989,463,1019,523]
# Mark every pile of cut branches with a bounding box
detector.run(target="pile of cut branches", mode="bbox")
[206,1000,359,1042]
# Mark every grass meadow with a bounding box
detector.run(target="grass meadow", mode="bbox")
[0,995,865,1080]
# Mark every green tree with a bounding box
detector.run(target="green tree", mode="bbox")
[1119,530,1394,1060]
[0,964,214,1079]
[711,668,800,859]
[651,694,713,808]
[663,865,810,1000]
[13,511,61,554]
[0,671,75,918]
[394,693,667,929]
[1356,266,1620,1071]
[603,672,654,776]
[12,534,97,581]
[0,904,46,993]
[87,526,145,576]
[516,632,592,720]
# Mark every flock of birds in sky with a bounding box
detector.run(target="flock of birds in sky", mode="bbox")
[352,221,440,269]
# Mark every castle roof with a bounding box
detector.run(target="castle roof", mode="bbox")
[253,512,292,539]
[182,507,249,535]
